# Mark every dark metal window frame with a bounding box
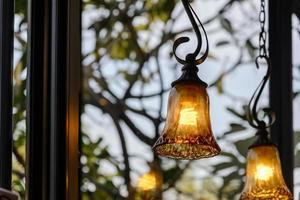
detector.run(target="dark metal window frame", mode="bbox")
[269,0,294,192]
[0,0,14,191]
[26,0,81,199]
[26,0,51,198]
[49,0,81,199]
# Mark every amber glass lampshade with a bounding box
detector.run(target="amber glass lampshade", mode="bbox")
[153,81,221,160]
[240,145,293,199]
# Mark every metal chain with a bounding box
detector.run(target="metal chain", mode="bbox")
[247,0,276,130]
[259,0,267,57]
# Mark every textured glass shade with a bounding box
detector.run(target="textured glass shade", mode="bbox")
[153,82,221,159]
[240,145,293,200]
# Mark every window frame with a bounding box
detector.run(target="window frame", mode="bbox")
[0,0,14,191]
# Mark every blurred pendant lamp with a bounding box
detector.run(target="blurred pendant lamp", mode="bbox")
[136,162,163,200]
[152,0,220,159]
[240,0,293,199]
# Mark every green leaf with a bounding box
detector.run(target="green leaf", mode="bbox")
[110,39,132,60]
[295,150,300,168]
[216,77,223,94]
[245,39,256,58]
[226,107,247,120]
[220,152,239,161]
[16,0,27,16]
[222,170,241,189]
[163,165,181,184]
[294,131,300,147]
[216,40,230,47]
[234,137,256,158]
[212,162,236,174]
[294,91,300,99]
[146,0,176,22]
[224,123,247,135]
[221,17,233,34]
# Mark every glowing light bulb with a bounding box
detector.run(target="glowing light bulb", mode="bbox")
[255,164,273,181]
[179,107,197,125]
[136,169,163,200]
[137,172,158,191]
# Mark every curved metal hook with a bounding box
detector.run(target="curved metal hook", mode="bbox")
[248,56,276,130]
[173,0,209,65]
[173,37,190,65]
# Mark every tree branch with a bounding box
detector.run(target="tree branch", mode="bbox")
[84,89,154,146]
[112,118,133,199]
[120,113,154,146]
[13,145,25,167]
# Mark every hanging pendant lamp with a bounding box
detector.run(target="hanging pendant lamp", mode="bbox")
[240,0,293,199]
[241,139,293,199]
[152,0,220,159]
[136,163,163,200]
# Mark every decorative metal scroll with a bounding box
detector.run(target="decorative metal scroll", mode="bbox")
[173,0,209,65]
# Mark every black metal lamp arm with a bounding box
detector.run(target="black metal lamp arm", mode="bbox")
[247,0,276,131]
[248,56,275,130]
[173,0,209,65]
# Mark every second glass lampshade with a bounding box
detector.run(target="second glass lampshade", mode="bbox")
[153,81,221,159]
[240,145,293,199]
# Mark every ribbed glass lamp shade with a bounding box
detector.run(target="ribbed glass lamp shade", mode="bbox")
[153,81,221,159]
[240,145,293,200]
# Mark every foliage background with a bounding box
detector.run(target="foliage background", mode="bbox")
[10,0,300,199]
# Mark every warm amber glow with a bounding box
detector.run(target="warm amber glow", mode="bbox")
[137,172,159,191]
[179,107,198,126]
[255,164,273,181]
[153,82,220,160]
[135,170,163,200]
[240,145,293,199]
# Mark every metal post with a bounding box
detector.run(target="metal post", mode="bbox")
[0,0,14,190]
[67,1,81,198]
[27,0,80,198]
[269,0,294,192]
[26,0,51,199]
[50,0,80,199]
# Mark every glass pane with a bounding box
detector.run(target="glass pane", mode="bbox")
[81,1,297,199]
[12,0,27,198]
[292,14,300,199]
